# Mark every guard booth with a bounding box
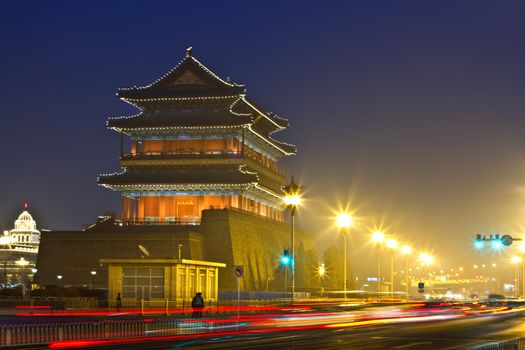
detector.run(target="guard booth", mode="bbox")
[100,258,226,307]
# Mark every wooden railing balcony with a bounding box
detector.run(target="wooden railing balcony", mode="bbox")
[120,151,285,176]
[120,218,201,226]
[121,150,243,160]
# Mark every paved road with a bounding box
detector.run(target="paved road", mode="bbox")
[61,313,525,350]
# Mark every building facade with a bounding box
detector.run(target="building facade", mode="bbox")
[36,49,318,293]
[0,206,40,286]
[98,47,296,224]
[101,258,225,306]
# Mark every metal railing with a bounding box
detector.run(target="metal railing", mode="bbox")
[120,218,200,226]
[0,317,239,347]
[468,338,525,349]
[121,151,243,159]
[0,297,100,310]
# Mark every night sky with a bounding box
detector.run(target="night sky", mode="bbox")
[2,1,525,274]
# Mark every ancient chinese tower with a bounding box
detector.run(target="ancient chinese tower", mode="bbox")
[98,48,296,224]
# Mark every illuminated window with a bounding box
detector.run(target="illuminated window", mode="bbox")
[177,268,185,299]
[209,271,216,299]
[122,267,164,300]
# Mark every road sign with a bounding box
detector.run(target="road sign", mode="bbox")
[501,235,513,246]
[234,265,244,278]
[418,282,424,293]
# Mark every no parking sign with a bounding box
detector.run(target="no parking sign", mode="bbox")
[234,265,244,278]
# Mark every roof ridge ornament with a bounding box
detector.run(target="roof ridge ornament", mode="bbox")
[186,46,193,58]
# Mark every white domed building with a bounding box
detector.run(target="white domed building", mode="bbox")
[10,211,40,249]
[0,206,40,287]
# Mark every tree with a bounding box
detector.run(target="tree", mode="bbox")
[295,244,319,290]
[322,244,354,291]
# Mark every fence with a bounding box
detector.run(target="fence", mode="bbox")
[136,299,289,317]
[468,338,525,349]
[0,317,239,347]
[0,297,99,310]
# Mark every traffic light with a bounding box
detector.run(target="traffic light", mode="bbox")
[491,239,503,250]
[474,240,484,250]
[473,234,515,251]
[281,249,290,265]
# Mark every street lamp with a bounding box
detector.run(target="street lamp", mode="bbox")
[337,213,352,299]
[372,231,384,296]
[512,256,522,298]
[386,239,397,297]
[419,253,433,266]
[283,176,302,300]
[16,258,29,298]
[90,271,97,289]
[419,253,434,290]
[317,263,326,278]
[401,245,411,298]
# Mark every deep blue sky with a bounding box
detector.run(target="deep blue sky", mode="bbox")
[1,1,525,272]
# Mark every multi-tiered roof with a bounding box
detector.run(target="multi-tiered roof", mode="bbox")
[107,48,295,154]
[98,48,295,221]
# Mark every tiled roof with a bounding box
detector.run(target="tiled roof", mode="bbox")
[98,166,257,185]
[117,52,245,100]
[108,112,251,129]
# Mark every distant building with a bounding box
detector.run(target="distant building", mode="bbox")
[36,49,318,298]
[0,205,39,286]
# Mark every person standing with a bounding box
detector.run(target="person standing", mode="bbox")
[116,292,122,311]
[191,292,204,318]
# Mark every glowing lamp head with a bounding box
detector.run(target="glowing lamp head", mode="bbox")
[57,275,63,280]
[337,213,352,229]
[283,176,301,207]
[283,194,301,207]
[90,271,97,276]
[387,239,397,250]
[372,231,385,243]
[512,256,522,264]
[317,263,326,277]
[401,245,412,255]
[419,253,433,265]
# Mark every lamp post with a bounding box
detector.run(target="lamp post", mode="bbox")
[281,250,291,296]
[16,258,29,298]
[337,213,352,299]
[372,231,384,297]
[57,274,63,288]
[512,256,522,298]
[283,176,301,301]
[401,245,411,298]
[387,239,397,298]
[419,253,434,290]
[90,271,97,289]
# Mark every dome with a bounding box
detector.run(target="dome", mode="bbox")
[12,210,39,234]
[17,211,33,222]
